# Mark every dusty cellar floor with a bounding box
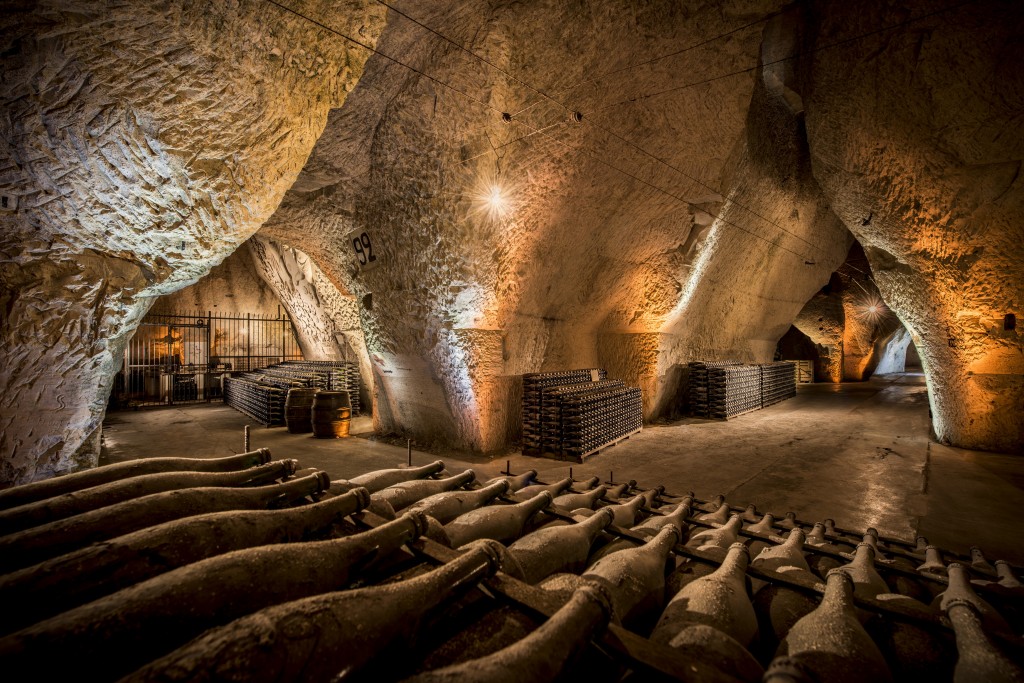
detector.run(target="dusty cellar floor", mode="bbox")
[101,372,1024,566]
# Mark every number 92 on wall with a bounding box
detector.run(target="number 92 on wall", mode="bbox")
[348,228,380,272]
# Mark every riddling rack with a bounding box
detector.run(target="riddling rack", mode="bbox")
[522,369,641,461]
[689,360,797,419]
[225,360,362,426]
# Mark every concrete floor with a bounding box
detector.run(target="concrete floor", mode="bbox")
[101,372,1024,565]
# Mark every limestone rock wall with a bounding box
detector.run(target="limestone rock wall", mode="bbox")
[263,0,853,451]
[246,235,373,411]
[0,0,386,484]
[149,247,282,317]
[803,0,1024,452]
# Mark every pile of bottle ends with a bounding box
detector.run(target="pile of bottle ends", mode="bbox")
[225,359,361,426]
[0,453,1021,682]
[522,369,643,462]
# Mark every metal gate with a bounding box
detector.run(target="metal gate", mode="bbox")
[115,311,303,408]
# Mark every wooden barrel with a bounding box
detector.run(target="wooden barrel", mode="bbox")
[312,391,351,438]
[284,388,317,434]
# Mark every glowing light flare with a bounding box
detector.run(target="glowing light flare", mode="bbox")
[471,183,512,221]
[854,295,889,325]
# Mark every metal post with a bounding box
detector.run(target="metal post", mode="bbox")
[407,439,412,467]
[246,312,251,372]
[244,425,251,452]
[610,470,614,484]
[569,466,573,481]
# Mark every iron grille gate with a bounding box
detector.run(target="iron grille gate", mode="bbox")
[116,311,303,408]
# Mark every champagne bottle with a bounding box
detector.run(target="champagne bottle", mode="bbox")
[765,570,893,683]
[0,459,297,535]
[444,492,553,548]
[745,509,774,536]
[995,560,1023,590]
[865,592,955,682]
[752,575,821,658]
[589,502,692,563]
[686,514,743,559]
[697,497,731,525]
[553,486,608,511]
[944,598,1024,683]
[752,529,811,574]
[741,503,760,522]
[0,449,272,511]
[484,470,536,492]
[596,493,645,528]
[936,563,1013,633]
[123,539,506,683]
[514,477,572,501]
[581,525,681,627]
[638,487,663,509]
[403,480,509,524]
[838,542,890,600]
[0,513,428,681]
[341,460,446,494]
[778,511,799,530]
[651,542,757,647]
[507,508,615,584]
[605,482,631,499]
[575,476,601,490]
[0,484,368,636]
[0,473,330,574]
[918,545,948,576]
[971,546,996,574]
[402,584,613,683]
[805,522,828,546]
[372,470,476,512]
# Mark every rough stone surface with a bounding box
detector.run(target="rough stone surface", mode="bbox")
[247,235,373,410]
[4,0,1023,484]
[802,0,1024,452]
[149,246,283,317]
[264,0,853,452]
[0,0,386,484]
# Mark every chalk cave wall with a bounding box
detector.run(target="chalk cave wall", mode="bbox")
[149,246,283,317]
[3,0,1023,484]
[0,0,387,484]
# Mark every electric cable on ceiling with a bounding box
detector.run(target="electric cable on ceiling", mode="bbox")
[261,0,831,261]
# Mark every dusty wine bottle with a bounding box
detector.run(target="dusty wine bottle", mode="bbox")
[697,497,731,525]
[752,529,811,574]
[944,597,1024,683]
[917,545,948,576]
[0,449,272,511]
[936,562,1013,634]
[596,493,645,528]
[0,472,331,575]
[372,470,476,512]
[0,512,429,681]
[652,541,757,647]
[0,459,297,536]
[581,524,681,627]
[122,539,506,683]
[444,492,553,548]
[686,514,744,559]
[553,485,608,511]
[484,469,536,492]
[589,501,692,563]
[507,507,615,584]
[403,479,509,525]
[838,542,890,600]
[514,477,573,501]
[765,569,893,683]
[402,584,613,683]
[338,460,446,494]
[0,482,365,635]
[970,546,996,574]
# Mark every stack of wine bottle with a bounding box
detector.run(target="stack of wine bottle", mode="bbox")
[523,369,642,461]
[689,361,797,419]
[1,454,1021,682]
[522,369,607,453]
[281,360,362,416]
[222,374,289,425]
[760,361,797,409]
[225,360,362,425]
